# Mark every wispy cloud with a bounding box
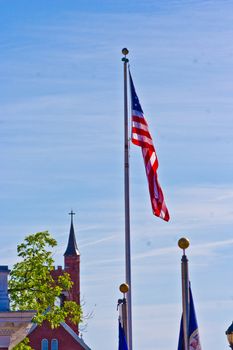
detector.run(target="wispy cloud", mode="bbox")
[1,2,233,350]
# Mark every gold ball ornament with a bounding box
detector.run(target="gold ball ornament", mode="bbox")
[178,237,190,250]
[119,283,129,294]
[122,48,129,56]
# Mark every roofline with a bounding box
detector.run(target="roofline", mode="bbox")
[61,322,91,350]
[28,322,91,350]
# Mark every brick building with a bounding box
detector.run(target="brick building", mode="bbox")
[28,213,91,350]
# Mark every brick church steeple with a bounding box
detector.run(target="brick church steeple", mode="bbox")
[64,210,80,306]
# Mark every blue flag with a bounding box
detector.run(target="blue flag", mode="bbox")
[178,285,202,350]
[118,320,128,350]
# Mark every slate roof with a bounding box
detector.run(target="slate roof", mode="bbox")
[64,218,80,256]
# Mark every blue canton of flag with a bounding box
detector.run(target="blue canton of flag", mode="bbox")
[118,320,128,350]
[178,285,202,350]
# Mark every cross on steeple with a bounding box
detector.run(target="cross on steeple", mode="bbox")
[69,210,75,221]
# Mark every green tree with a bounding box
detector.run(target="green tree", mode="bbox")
[9,231,82,350]
[12,338,33,350]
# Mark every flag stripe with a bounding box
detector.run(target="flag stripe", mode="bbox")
[132,133,154,147]
[132,121,149,133]
[129,71,169,222]
[132,110,148,121]
[132,127,152,139]
[132,115,148,126]
[143,148,158,172]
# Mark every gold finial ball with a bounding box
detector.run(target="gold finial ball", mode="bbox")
[178,237,190,250]
[122,48,129,56]
[119,283,129,294]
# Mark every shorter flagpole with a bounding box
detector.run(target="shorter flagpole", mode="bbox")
[119,284,129,336]
[118,283,129,350]
[178,237,190,350]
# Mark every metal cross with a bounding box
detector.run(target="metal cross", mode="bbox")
[69,210,76,220]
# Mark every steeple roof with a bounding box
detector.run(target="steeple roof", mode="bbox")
[64,211,80,256]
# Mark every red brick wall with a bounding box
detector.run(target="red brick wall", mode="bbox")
[51,255,80,334]
[64,256,80,305]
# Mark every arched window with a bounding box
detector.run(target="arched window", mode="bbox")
[41,339,48,350]
[51,339,58,350]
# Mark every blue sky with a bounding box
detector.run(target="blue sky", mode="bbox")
[1,0,233,349]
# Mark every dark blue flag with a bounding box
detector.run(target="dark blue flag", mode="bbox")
[118,320,128,350]
[178,285,202,350]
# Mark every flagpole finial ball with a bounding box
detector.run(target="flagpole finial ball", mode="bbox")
[178,237,190,250]
[122,48,129,56]
[119,283,129,294]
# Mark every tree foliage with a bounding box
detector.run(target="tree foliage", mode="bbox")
[9,231,82,350]
[12,338,32,350]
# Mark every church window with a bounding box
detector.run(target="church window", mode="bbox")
[51,339,58,350]
[41,339,48,350]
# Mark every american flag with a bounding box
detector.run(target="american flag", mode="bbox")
[129,71,170,222]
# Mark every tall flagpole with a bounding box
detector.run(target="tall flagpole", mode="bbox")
[178,237,190,350]
[122,47,133,350]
